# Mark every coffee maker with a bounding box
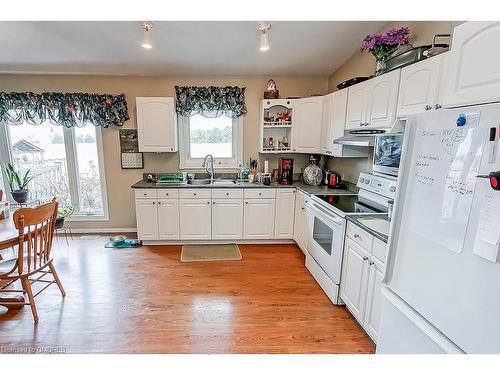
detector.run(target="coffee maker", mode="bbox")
[278,158,294,185]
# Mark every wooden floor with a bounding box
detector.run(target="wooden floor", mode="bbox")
[0,237,375,354]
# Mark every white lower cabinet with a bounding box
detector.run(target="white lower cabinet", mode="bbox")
[341,238,371,322]
[340,222,388,343]
[293,190,311,253]
[135,199,159,240]
[363,256,385,342]
[274,189,296,239]
[211,199,243,240]
[243,198,275,240]
[157,199,180,240]
[179,199,212,240]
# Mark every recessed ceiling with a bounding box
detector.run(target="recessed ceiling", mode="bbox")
[0,21,386,76]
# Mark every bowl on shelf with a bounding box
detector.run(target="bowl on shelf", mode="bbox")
[109,235,127,245]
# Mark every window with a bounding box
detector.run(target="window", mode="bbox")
[178,113,242,169]
[0,121,108,220]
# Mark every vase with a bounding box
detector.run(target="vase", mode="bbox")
[11,190,28,204]
[375,58,387,76]
[303,157,322,186]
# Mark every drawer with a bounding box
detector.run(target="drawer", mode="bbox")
[212,189,244,199]
[134,189,158,199]
[157,189,179,199]
[347,222,374,250]
[372,237,388,263]
[179,189,212,199]
[243,189,276,199]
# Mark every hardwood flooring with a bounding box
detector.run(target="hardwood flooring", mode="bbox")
[0,238,375,354]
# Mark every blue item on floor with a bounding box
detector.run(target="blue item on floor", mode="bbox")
[104,239,141,248]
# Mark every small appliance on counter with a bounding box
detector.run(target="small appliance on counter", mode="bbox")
[278,158,294,185]
[328,171,343,189]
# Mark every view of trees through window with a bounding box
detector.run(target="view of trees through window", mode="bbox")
[6,123,104,216]
[189,114,233,158]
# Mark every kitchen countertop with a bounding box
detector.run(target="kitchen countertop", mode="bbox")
[131,180,358,196]
[345,214,390,243]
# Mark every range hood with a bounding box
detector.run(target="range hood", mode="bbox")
[334,120,405,147]
[333,133,377,146]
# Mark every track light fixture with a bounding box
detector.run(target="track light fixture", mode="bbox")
[258,22,271,52]
[141,21,153,50]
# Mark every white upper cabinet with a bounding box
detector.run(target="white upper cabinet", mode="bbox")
[365,69,400,129]
[136,97,177,152]
[291,96,323,153]
[443,22,500,108]
[320,93,334,155]
[274,189,296,239]
[397,54,446,117]
[346,83,369,130]
[346,70,400,130]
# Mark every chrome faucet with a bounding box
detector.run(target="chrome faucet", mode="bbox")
[202,154,215,183]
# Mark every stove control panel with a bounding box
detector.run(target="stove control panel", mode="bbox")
[357,172,397,199]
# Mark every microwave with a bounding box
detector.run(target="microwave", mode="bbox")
[373,133,404,177]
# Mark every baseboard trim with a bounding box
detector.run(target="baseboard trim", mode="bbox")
[70,227,137,234]
[142,239,296,246]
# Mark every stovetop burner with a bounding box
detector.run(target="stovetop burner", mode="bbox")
[314,194,385,214]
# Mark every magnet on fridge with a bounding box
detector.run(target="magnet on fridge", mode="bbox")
[456,114,467,127]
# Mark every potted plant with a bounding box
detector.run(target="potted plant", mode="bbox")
[3,163,34,204]
[56,203,77,229]
[361,27,410,76]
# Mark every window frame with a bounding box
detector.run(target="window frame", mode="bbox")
[178,114,243,170]
[0,120,109,221]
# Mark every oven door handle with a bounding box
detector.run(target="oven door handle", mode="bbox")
[311,203,344,226]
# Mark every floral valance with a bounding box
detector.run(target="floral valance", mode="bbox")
[0,92,129,128]
[175,86,247,118]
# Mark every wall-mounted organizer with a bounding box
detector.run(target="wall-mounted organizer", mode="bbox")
[260,99,293,153]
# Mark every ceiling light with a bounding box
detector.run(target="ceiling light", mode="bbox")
[141,21,153,50]
[258,22,271,52]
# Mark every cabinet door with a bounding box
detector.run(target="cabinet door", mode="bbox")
[363,257,385,343]
[443,22,500,108]
[330,89,348,156]
[397,55,444,117]
[136,97,177,152]
[340,238,371,323]
[320,93,334,155]
[302,202,311,252]
[157,199,180,240]
[365,69,400,129]
[345,82,368,130]
[243,199,275,239]
[274,189,296,239]
[179,199,212,240]
[135,199,158,240]
[211,199,243,240]
[293,191,305,246]
[291,97,323,153]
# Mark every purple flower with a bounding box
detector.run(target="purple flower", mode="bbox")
[361,26,410,52]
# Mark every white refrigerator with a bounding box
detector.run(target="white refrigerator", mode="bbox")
[377,103,500,354]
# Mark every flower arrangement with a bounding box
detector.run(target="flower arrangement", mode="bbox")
[361,27,410,75]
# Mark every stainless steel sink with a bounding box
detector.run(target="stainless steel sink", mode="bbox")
[188,179,212,185]
[187,179,237,185]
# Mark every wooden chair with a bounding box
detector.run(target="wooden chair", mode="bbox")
[0,199,65,322]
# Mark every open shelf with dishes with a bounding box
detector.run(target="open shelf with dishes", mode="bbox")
[260,99,294,153]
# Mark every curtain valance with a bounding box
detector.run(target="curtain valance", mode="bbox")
[0,92,129,128]
[175,86,247,118]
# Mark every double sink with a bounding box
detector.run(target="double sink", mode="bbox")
[187,179,238,186]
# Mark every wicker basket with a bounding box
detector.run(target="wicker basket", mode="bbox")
[264,90,279,99]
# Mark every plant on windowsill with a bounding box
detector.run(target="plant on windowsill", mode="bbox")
[56,202,77,229]
[3,163,34,204]
[361,27,410,76]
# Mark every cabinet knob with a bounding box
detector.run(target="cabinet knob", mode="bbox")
[158,201,161,205]
[369,261,374,265]
[354,233,360,238]
[258,193,262,196]
[362,256,369,261]
[208,201,211,204]
[152,201,156,205]
[245,201,248,204]
[226,192,229,196]
[425,105,432,111]
[287,101,290,105]
[301,207,305,210]
[193,193,197,196]
[435,104,442,110]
